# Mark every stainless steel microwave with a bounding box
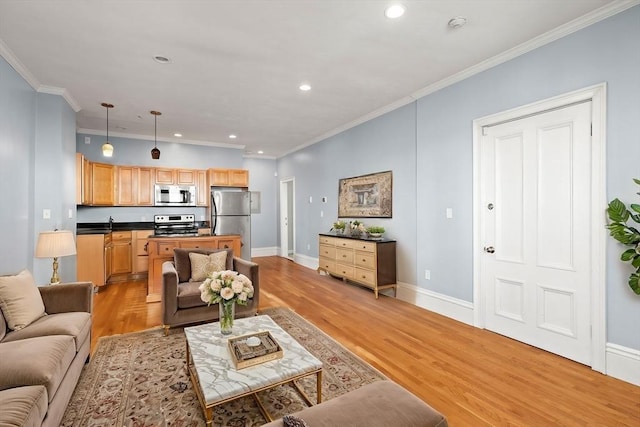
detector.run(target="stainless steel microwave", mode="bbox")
[154,185,196,206]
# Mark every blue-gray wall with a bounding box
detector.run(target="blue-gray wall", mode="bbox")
[278,6,640,350]
[0,57,77,284]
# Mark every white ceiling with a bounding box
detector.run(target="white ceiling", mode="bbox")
[0,0,629,157]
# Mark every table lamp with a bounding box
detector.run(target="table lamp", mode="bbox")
[35,230,77,284]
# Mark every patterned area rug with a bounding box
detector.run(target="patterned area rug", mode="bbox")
[61,307,386,426]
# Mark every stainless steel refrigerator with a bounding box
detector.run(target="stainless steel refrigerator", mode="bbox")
[211,189,251,260]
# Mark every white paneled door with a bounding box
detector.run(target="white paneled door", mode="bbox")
[480,101,592,365]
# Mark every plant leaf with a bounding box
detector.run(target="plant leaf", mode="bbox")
[632,256,640,269]
[607,199,629,222]
[633,178,640,186]
[621,249,636,261]
[629,273,640,295]
[631,204,640,214]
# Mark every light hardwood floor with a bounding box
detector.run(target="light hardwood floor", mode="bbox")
[91,256,640,426]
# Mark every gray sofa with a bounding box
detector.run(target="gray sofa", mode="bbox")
[0,282,93,427]
[263,380,448,427]
[161,247,259,334]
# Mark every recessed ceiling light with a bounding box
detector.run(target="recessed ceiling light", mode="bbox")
[257,150,264,154]
[153,55,171,64]
[448,16,467,29]
[229,134,237,139]
[299,83,311,91]
[385,4,405,19]
[174,133,182,137]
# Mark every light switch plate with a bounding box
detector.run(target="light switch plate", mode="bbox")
[446,208,453,219]
[43,209,51,219]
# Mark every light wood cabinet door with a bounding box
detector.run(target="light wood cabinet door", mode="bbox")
[91,162,115,205]
[177,169,196,185]
[77,234,106,287]
[132,230,152,274]
[155,168,176,184]
[116,166,135,205]
[209,168,249,187]
[111,231,132,275]
[196,169,209,206]
[137,168,154,206]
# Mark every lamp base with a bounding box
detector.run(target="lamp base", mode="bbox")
[50,257,61,285]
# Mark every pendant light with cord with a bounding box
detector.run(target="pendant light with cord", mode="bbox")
[101,102,114,157]
[150,110,161,159]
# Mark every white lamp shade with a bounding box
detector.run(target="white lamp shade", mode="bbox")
[35,230,77,258]
[102,141,114,157]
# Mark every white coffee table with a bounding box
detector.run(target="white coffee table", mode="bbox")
[184,315,323,426]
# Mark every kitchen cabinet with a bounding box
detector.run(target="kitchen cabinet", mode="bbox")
[196,169,209,206]
[155,168,196,185]
[111,231,132,275]
[77,234,108,288]
[91,162,115,205]
[75,153,92,205]
[146,235,242,302]
[132,230,153,274]
[116,167,154,206]
[318,234,397,298]
[209,168,249,187]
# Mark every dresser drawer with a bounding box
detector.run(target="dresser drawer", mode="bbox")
[318,257,335,272]
[319,236,337,245]
[354,241,376,252]
[336,248,354,264]
[355,267,376,287]
[355,251,375,269]
[334,238,356,249]
[319,244,336,259]
[335,263,354,278]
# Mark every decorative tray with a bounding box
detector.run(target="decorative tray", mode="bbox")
[228,331,283,369]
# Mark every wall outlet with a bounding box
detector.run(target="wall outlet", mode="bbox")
[84,136,91,144]
[446,208,453,219]
[42,209,51,219]
[68,209,73,219]
[320,210,324,217]
[307,244,311,250]
[309,196,313,203]
[322,197,327,203]
[424,269,431,280]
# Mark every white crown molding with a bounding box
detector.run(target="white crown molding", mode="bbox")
[0,38,40,91]
[76,128,245,150]
[0,39,82,112]
[38,85,81,112]
[282,0,640,158]
[243,153,277,160]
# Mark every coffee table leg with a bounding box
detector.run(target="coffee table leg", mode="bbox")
[317,371,322,404]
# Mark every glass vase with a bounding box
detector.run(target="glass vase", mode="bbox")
[219,300,235,335]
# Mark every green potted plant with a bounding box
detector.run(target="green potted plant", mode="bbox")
[366,226,385,238]
[331,220,346,234]
[606,178,640,295]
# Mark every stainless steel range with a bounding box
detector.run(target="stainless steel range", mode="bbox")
[153,214,198,237]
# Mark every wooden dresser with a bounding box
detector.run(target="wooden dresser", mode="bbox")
[146,235,241,303]
[318,233,397,298]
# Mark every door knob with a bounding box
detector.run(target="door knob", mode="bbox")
[484,246,495,253]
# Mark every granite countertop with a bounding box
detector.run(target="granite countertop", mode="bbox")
[77,221,210,235]
[319,232,395,242]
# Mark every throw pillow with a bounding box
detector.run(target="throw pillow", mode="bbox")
[283,415,309,427]
[0,270,46,331]
[189,251,228,282]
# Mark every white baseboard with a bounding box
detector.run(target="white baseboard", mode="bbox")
[606,343,640,386]
[251,247,279,258]
[294,253,318,270]
[395,281,475,326]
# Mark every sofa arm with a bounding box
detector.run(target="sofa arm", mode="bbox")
[161,261,180,324]
[38,282,93,314]
[233,257,259,308]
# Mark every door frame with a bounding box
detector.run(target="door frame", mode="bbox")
[279,178,295,260]
[472,83,607,372]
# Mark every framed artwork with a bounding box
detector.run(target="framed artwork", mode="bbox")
[338,170,392,218]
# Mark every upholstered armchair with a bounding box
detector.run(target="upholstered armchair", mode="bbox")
[161,248,259,335]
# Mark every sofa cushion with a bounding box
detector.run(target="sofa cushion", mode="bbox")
[0,335,75,402]
[0,385,48,427]
[262,381,448,427]
[1,312,91,351]
[189,251,228,282]
[0,270,46,331]
[177,281,208,309]
[174,248,233,283]
[0,308,6,342]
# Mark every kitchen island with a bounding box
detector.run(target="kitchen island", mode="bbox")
[146,234,241,302]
